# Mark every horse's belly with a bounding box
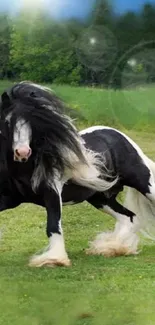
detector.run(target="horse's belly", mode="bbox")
[62,182,95,204]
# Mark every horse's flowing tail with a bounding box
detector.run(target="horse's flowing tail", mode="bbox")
[124,156,155,241]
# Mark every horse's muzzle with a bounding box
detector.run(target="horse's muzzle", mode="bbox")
[14,145,32,162]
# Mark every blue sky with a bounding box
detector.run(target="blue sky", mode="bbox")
[1,0,155,17]
[114,0,155,13]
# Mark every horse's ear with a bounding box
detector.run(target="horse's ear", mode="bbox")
[1,92,11,109]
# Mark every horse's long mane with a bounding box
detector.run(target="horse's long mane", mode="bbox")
[7,81,66,112]
[2,81,84,120]
[1,87,88,179]
[0,120,9,185]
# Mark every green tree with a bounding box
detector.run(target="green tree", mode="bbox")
[141,3,155,41]
[10,11,82,84]
[0,14,11,79]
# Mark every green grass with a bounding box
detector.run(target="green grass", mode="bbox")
[0,80,155,324]
[50,84,155,131]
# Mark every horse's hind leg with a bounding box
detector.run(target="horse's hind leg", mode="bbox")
[86,193,140,257]
[124,157,155,203]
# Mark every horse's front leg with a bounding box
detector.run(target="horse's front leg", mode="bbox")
[29,181,70,268]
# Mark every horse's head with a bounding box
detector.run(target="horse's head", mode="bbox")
[0,90,32,163]
[0,82,64,163]
[0,86,57,163]
[0,81,85,167]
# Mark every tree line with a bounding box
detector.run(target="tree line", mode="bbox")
[0,0,155,88]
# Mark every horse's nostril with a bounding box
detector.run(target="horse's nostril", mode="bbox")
[15,149,20,157]
[21,158,27,162]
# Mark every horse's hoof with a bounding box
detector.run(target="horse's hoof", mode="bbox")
[46,258,71,267]
[85,244,139,257]
[29,255,71,268]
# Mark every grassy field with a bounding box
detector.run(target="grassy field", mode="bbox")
[0,81,155,324]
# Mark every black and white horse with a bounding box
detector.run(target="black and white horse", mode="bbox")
[1,123,155,261]
[1,82,155,267]
[0,82,117,267]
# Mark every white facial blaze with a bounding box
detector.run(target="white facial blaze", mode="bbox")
[13,118,32,151]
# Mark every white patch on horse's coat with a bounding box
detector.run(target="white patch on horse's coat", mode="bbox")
[87,205,139,257]
[29,234,70,267]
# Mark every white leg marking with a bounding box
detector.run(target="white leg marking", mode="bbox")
[87,205,140,257]
[29,234,70,267]
[30,175,71,267]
